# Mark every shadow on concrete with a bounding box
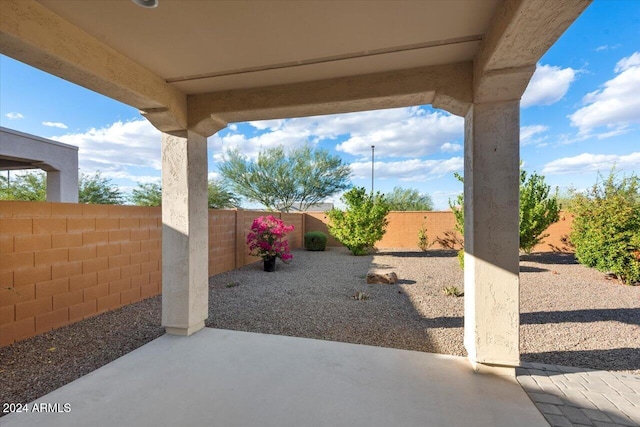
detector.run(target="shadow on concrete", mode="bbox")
[418,307,640,330]
[522,347,640,373]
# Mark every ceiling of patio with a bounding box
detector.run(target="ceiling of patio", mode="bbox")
[37,0,499,95]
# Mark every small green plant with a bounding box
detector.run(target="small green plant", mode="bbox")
[457,250,464,269]
[417,220,432,252]
[326,187,391,255]
[225,282,240,288]
[304,231,328,251]
[441,286,464,297]
[351,290,370,300]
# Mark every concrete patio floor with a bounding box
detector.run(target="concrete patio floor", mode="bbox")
[2,328,546,427]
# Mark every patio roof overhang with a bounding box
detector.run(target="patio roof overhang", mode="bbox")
[0,0,592,372]
[1,0,588,133]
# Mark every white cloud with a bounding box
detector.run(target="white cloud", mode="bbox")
[5,112,24,120]
[521,64,576,108]
[52,119,162,175]
[569,52,640,137]
[210,107,463,163]
[247,119,286,131]
[440,142,462,153]
[42,121,68,129]
[520,125,549,146]
[350,157,463,182]
[542,152,640,175]
[430,189,463,211]
[335,109,463,159]
[595,44,621,52]
[614,52,640,72]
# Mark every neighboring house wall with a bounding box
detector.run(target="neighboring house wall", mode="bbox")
[0,202,573,347]
[0,127,79,203]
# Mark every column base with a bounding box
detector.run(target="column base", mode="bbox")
[469,359,517,378]
[164,321,205,336]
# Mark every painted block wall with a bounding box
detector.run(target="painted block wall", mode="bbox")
[0,201,162,347]
[305,210,575,253]
[1,202,572,347]
[0,203,305,346]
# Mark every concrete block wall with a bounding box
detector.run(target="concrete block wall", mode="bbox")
[0,203,305,347]
[281,213,304,250]
[208,210,237,276]
[305,210,574,253]
[0,201,162,347]
[0,201,570,347]
[305,211,460,249]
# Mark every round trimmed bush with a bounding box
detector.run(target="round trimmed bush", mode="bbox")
[304,231,328,251]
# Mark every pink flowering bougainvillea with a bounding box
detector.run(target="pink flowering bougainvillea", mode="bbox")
[246,215,295,262]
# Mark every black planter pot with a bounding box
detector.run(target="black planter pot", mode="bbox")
[263,256,276,272]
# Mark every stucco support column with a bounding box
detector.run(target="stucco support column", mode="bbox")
[463,100,520,374]
[45,170,63,203]
[45,168,79,203]
[161,130,209,336]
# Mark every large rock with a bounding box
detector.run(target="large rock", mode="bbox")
[366,269,398,285]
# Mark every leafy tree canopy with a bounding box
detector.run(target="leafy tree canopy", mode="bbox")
[129,180,240,209]
[0,170,46,201]
[219,145,351,212]
[130,182,162,207]
[1,170,124,205]
[78,172,123,205]
[207,179,240,209]
[385,187,434,211]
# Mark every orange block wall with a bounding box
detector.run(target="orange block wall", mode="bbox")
[1,202,571,347]
[0,202,162,347]
[1,203,305,347]
[305,210,574,253]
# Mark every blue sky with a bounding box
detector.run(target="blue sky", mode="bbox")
[1,0,639,210]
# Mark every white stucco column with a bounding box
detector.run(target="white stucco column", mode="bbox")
[161,130,209,336]
[45,167,79,203]
[463,100,520,373]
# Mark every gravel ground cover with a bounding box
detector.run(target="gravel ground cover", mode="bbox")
[2,247,639,410]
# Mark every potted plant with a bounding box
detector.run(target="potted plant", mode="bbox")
[246,215,294,271]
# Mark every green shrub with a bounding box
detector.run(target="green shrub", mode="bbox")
[519,170,560,253]
[449,168,560,256]
[326,187,391,255]
[304,231,328,251]
[417,223,431,252]
[570,170,640,285]
[457,249,464,269]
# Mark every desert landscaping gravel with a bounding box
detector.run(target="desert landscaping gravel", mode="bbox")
[1,247,639,410]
